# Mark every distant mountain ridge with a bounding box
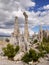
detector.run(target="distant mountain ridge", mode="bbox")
[0,35,11,37]
[0,32,11,37]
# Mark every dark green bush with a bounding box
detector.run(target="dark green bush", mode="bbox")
[38,42,49,54]
[33,39,38,44]
[5,38,10,42]
[29,49,39,62]
[15,45,20,53]
[22,48,39,63]
[21,52,30,63]
[38,51,45,58]
[44,45,49,53]
[37,42,49,57]
[43,37,47,42]
[2,44,19,59]
[37,44,45,51]
[2,44,15,59]
[42,36,49,43]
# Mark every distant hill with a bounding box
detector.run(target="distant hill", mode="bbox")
[0,32,11,37]
[0,35,11,37]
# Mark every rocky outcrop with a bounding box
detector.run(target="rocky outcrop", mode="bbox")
[14,52,24,61]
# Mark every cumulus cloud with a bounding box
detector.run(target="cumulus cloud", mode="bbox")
[0,0,36,35]
[0,0,49,35]
[43,4,49,9]
[0,0,36,22]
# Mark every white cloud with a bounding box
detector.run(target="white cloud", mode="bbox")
[39,11,49,25]
[0,0,35,22]
[43,5,49,9]
[20,0,35,8]
[0,0,36,35]
[0,29,13,34]
[0,0,49,35]
[19,27,34,35]
[29,29,34,35]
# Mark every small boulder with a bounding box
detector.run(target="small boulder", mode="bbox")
[29,61,33,65]
[38,57,45,63]
[14,52,24,61]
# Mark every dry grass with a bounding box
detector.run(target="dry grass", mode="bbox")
[0,40,3,44]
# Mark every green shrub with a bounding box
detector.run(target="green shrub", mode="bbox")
[29,49,39,62]
[2,44,19,59]
[5,38,10,42]
[38,51,45,58]
[38,44,45,51]
[21,52,30,63]
[2,44,15,59]
[22,48,40,63]
[33,39,38,44]
[15,45,20,53]
[43,37,47,42]
[42,36,49,43]
[38,42,49,53]
[44,45,49,53]
[37,42,49,57]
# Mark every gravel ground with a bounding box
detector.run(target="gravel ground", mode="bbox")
[0,56,28,65]
[0,57,49,65]
[0,41,49,65]
[0,59,26,65]
[37,61,49,65]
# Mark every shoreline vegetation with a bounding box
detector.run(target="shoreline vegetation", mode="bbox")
[1,36,49,64]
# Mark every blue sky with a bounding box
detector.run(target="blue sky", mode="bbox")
[0,0,49,35]
[29,0,49,33]
[29,0,49,12]
[32,25,49,33]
